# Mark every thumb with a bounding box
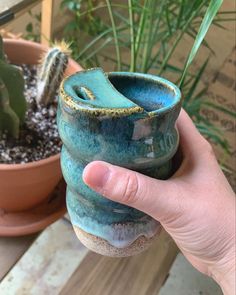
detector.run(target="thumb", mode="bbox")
[83,161,184,222]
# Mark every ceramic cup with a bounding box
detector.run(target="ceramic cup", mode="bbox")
[57,68,181,257]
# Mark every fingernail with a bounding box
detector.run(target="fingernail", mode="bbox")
[83,162,110,189]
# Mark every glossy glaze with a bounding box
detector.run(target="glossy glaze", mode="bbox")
[58,68,181,251]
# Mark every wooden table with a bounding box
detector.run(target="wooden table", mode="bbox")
[0,0,54,45]
[0,215,178,295]
[1,2,233,294]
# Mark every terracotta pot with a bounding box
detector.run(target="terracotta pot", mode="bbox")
[0,39,82,212]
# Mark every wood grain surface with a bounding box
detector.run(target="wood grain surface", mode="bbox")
[0,218,89,295]
[41,0,54,45]
[0,234,37,280]
[60,230,178,295]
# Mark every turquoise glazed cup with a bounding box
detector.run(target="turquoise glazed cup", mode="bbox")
[57,68,181,257]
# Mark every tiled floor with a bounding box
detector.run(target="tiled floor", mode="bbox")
[160,254,223,295]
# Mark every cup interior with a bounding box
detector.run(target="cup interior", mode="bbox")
[108,73,181,113]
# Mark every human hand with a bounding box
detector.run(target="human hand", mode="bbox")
[83,109,235,294]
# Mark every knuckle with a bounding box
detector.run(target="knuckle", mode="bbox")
[121,172,140,205]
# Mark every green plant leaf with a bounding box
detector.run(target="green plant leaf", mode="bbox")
[184,58,209,103]
[203,102,236,119]
[26,23,33,33]
[128,0,135,71]
[158,1,205,76]
[105,0,121,70]
[196,122,230,153]
[179,0,223,88]
[82,37,113,62]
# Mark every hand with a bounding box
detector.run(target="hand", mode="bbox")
[83,109,235,295]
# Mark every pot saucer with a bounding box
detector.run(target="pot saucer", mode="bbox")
[0,181,66,236]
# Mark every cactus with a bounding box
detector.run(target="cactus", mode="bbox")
[0,35,27,138]
[37,41,71,106]
[0,78,20,138]
[0,36,5,61]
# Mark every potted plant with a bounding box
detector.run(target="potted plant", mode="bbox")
[0,36,82,236]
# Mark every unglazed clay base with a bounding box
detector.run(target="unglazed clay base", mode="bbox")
[73,225,161,257]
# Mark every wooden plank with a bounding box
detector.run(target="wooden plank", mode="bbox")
[40,0,54,45]
[60,230,178,295]
[0,0,39,14]
[0,218,89,295]
[0,0,40,27]
[0,234,37,280]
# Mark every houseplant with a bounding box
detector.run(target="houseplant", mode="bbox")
[24,1,235,174]
[0,37,82,236]
[58,0,235,169]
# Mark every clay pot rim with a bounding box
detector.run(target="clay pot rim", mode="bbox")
[0,153,60,171]
[1,39,62,171]
[3,37,48,49]
[3,38,80,68]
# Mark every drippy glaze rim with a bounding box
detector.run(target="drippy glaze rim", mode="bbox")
[60,68,181,117]
[60,68,144,116]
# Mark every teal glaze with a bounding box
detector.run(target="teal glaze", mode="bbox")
[57,68,181,249]
[61,68,142,111]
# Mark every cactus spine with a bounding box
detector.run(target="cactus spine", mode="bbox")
[37,41,71,106]
[0,35,26,138]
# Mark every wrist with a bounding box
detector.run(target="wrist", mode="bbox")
[220,270,235,295]
[210,259,235,295]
